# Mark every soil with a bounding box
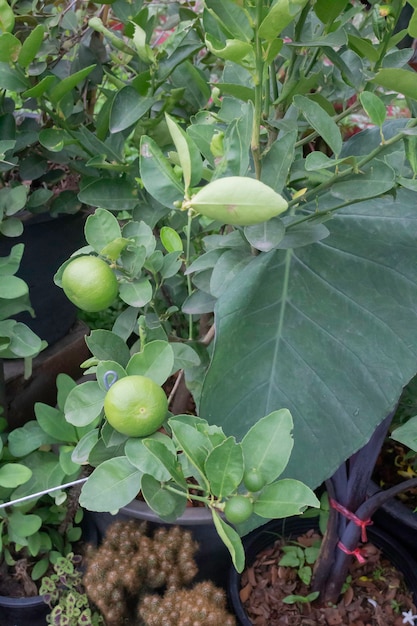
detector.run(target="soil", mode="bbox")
[240,528,417,626]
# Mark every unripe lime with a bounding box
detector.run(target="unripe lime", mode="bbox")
[224,495,254,524]
[104,375,168,438]
[61,256,118,313]
[243,468,266,492]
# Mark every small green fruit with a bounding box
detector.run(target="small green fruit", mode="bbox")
[184,176,288,226]
[243,468,266,492]
[224,495,254,524]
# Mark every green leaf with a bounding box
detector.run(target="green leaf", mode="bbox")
[7,421,57,457]
[110,86,156,133]
[0,62,29,91]
[359,92,386,128]
[205,437,244,498]
[347,34,379,63]
[259,0,310,41]
[78,178,138,211]
[23,75,56,98]
[171,343,201,371]
[169,416,213,474]
[372,68,417,100]
[64,381,106,427]
[126,340,174,385]
[0,463,32,488]
[244,219,286,252]
[254,479,319,518]
[293,95,342,157]
[71,429,100,465]
[391,415,417,452]
[165,113,203,191]
[261,131,297,194]
[0,0,13,32]
[34,403,79,443]
[85,208,121,253]
[314,0,349,25]
[143,437,188,489]
[8,511,42,538]
[160,226,184,253]
[330,160,395,201]
[241,410,294,484]
[205,0,253,41]
[79,457,142,511]
[125,435,172,481]
[200,188,417,489]
[140,136,184,209]
[211,508,245,572]
[86,329,131,367]
[48,65,96,104]
[141,474,187,522]
[0,33,20,62]
[17,24,44,68]
[119,277,153,307]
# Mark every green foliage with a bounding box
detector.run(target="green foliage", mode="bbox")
[0,376,87,591]
[40,553,103,626]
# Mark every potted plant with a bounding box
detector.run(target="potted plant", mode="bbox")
[3,0,417,621]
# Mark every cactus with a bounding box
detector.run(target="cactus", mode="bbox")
[83,519,200,625]
[139,581,236,626]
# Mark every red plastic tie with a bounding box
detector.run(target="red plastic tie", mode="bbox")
[329,498,373,542]
[337,541,367,564]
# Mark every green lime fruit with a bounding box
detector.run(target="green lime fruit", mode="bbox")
[104,375,168,438]
[243,468,266,492]
[224,495,254,524]
[61,255,118,312]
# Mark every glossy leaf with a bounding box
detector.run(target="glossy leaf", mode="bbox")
[372,68,417,100]
[0,33,20,62]
[143,437,188,489]
[314,0,349,25]
[259,0,310,41]
[125,436,172,481]
[0,464,31,488]
[254,479,320,518]
[200,189,417,489]
[244,219,286,252]
[165,113,203,191]
[126,340,174,385]
[293,95,342,157]
[85,208,121,253]
[86,329,131,366]
[169,417,212,474]
[79,457,142,511]
[241,410,294,484]
[119,277,153,307]
[140,136,184,208]
[205,0,253,41]
[18,24,44,68]
[359,91,386,127]
[160,226,184,253]
[109,86,155,133]
[261,131,297,194]
[141,474,187,522]
[64,381,106,427]
[79,178,138,211]
[211,509,245,572]
[48,65,96,103]
[205,437,244,497]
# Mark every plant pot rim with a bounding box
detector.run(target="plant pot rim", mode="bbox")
[121,498,215,526]
[368,479,417,529]
[0,594,46,607]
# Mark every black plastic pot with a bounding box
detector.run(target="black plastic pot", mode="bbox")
[228,516,417,626]
[0,594,49,626]
[368,479,417,558]
[84,499,232,588]
[0,211,86,347]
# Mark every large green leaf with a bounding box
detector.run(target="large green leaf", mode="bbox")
[200,188,417,489]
